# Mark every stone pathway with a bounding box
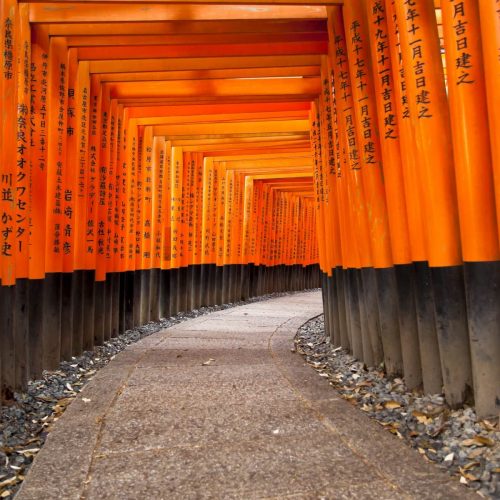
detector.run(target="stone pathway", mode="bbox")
[17,291,472,499]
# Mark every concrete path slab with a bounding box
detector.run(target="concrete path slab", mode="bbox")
[17,291,473,500]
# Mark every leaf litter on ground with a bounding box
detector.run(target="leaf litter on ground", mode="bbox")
[294,314,499,499]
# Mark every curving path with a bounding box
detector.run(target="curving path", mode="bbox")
[18,291,471,499]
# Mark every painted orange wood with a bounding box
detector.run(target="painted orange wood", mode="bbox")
[394,0,462,267]
[28,4,328,24]
[442,0,500,262]
[385,0,428,263]
[478,0,500,243]
[28,31,49,279]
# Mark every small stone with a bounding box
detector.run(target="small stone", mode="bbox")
[481,470,491,482]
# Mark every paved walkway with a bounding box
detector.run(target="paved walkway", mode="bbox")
[18,291,471,500]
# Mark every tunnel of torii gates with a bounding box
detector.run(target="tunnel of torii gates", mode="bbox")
[0,0,499,418]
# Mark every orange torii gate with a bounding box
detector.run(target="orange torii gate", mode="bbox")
[0,0,499,422]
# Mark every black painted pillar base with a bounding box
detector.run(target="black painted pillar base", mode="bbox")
[14,279,29,389]
[321,273,331,341]
[149,268,160,321]
[140,269,151,324]
[118,272,126,334]
[335,267,349,350]
[357,270,374,367]
[123,271,134,330]
[240,265,248,301]
[229,264,238,302]
[178,267,189,313]
[133,271,142,327]
[206,264,217,305]
[93,280,105,347]
[432,265,473,408]
[189,265,201,310]
[213,265,222,305]
[250,263,259,298]
[82,271,95,351]
[347,269,363,360]
[394,264,422,390]
[28,279,44,381]
[61,273,74,360]
[72,271,84,355]
[104,275,113,341]
[159,269,170,318]
[256,265,264,296]
[169,268,180,315]
[361,269,381,367]
[185,266,194,310]
[221,265,231,304]
[235,264,244,301]
[375,267,403,375]
[413,262,443,394]
[329,272,341,347]
[42,274,62,370]
[111,273,120,338]
[194,265,202,307]
[0,285,15,400]
[464,261,500,417]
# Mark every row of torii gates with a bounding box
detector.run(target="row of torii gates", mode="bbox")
[0,0,499,419]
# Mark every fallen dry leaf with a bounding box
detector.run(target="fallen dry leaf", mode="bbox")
[462,461,480,471]
[384,401,401,410]
[462,439,478,447]
[388,428,403,439]
[468,448,484,459]
[412,410,433,425]
[459,470,480,482]
[462,436,494,447]
[480,419,497,431]
[425,406,446,417]
[473,436,494,447]
[0,477,18,488]
[17,448,40,456]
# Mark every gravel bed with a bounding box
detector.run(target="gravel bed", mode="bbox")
[0,289,317,498]
[295,315,499,498]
